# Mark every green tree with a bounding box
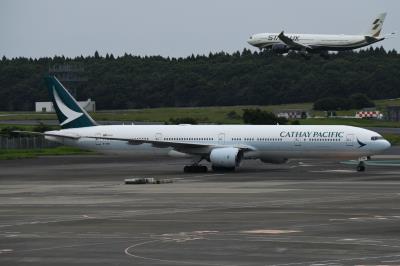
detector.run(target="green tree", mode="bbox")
[169,117,198,125]
[242,109,287,125]
[313,97,351,111]
[349,93,375,109]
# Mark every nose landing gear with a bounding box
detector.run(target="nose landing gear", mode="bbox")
[356,161,366,172]
[356,157,368,172]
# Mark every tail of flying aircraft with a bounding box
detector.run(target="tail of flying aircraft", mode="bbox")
[44,76,97,129]
[368,12,387,37]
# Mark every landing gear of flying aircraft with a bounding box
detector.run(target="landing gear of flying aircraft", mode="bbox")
[319,52,330,59]
[299,51,311,60]
[183,165,208,173]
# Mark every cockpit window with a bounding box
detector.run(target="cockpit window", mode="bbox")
[371,136,384,141]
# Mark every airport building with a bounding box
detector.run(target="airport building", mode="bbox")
[275,109,309,119]
[355,110,383,119]
[38,63,96,112]
[35,99,96,113]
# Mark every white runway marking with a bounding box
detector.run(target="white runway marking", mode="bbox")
[0,249,13,254]
[241,229,301,234]
[310,170,356,173]
[18,242,113,253]
[297,162,316,167]
[124,239,236,266]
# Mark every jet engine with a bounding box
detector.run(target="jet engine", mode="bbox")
[210,147,243,169]
[271,44,290,54]
[260,157,288,164]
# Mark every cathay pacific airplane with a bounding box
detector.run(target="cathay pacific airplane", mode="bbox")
[247,13,395,57]
[19,76,391,173]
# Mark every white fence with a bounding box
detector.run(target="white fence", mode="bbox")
[0,136,60,149]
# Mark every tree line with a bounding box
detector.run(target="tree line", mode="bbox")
[313,93,375,111]
[0,47,399,111]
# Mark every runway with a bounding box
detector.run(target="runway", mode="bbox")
[1,148,400,265]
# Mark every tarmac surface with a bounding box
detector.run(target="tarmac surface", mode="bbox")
[1,148,400,265]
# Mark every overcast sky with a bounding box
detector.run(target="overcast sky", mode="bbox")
[0,0,399,58]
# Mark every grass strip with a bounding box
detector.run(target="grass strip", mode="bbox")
[0,146,95,160]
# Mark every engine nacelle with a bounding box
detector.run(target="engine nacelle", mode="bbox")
[260,157,288,164]
[271,44,290,54]
[210,147,243,168]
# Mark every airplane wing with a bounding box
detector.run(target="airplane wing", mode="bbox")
[81,135,256,152]
[13,130,81,140]
[278,31,312,51]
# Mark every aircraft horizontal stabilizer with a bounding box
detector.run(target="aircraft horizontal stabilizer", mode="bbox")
[384,32,396,38]
[364,36,380,43]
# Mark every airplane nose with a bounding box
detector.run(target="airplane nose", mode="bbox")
[247,36,256,45]
[383,139,391,150]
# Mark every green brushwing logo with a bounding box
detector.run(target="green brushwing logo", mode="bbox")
[45,76,97,129]
[52,86,83,126]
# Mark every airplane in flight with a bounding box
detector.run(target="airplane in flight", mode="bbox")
[18,76,391,173]
[247,13,394,57]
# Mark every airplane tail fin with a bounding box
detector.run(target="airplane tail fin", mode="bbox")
[44,76,98,129]
[368,13,387,37]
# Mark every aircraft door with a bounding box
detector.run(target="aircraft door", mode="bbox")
[155,132,163,141]
[218,133,225,145]
[95,133,110,146]
[102,133,110,145]
[95,133,101,146]
[294,138,301,147]
[346,134,355,146]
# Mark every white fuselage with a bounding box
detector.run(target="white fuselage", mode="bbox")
[45,125,390,161]
[248,33,380,51]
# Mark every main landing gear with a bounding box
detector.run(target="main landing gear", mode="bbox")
[319,52,330,60]
[183,157,208,173]
[211,166,235,172]
[184,164,208,173]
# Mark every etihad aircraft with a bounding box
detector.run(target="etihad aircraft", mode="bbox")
[18,76,390,172]
[247,13,394,57]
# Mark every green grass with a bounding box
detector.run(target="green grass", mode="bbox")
[0,146,95,160]
[298,118,400,128]
[0,103,315,123]
[0,112,56,120]
[0,98,399,126]
[0,124,59,131]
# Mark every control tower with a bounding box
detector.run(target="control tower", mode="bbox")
[48,64,87,98]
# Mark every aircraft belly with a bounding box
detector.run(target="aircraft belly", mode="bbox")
[254,144,368,160]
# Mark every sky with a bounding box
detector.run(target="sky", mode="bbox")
[0,0,399,58]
